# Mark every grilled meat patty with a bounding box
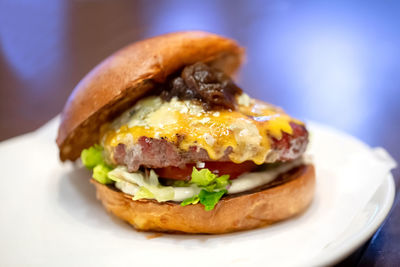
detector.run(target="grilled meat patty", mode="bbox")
[113,122,308,172]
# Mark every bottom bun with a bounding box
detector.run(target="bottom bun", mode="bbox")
[92,164,315,234]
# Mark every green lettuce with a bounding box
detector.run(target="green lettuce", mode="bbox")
[191,168,230,190]
[93,164,113,184]
[108,167,174,202]
[198,189,227,211]
[181,195,200,206]
[132,186,155,200]
[81,145,104,169]
[172,180,191,187]
[80,145,113,184]
[181,168,230,210]
[191,168,217,186]
[215,174,230,188]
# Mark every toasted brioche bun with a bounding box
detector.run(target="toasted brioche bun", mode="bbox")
[92,164,315,234]
[56,31,244,161]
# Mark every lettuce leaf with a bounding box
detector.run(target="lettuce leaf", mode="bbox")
[181,189,226,210]
[81,145,113,184]
[132,186,155,200]
[93,164,113,184]
[190,168,230,190]
[108,167,174,202]
[191,168,217,186]
[215,174,230,189]
[199,189,227,211]
[172,180,191,187]
[81,145,104,169]
[180,168,230,210]
[181,195,200,206]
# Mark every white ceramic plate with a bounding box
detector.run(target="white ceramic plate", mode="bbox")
[311,173,395,266]
[0,119,396,266]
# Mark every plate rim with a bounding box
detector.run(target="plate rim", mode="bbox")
[311,173,396,266]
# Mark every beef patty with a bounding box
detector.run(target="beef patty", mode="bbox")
[112,122,308,172]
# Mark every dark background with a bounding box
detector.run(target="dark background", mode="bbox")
[0,0,399,265]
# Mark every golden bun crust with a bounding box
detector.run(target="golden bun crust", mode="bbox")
[57,31,244,161]
[92,164,315,234]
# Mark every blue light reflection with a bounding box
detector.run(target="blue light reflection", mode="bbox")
[0,0,65,80]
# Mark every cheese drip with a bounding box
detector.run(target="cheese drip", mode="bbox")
[103,94,300,165]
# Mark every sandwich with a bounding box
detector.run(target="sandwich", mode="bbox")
[57,31,315,234]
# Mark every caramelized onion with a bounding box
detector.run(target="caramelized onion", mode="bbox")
[160,62,242,110]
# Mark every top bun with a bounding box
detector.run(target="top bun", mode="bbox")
[56,31,244,161]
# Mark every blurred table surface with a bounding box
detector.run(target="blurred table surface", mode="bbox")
[1,0,399,265]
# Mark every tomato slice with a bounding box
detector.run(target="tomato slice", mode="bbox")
[154,161,257,181]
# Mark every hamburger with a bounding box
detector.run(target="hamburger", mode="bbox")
[57,31,315,234]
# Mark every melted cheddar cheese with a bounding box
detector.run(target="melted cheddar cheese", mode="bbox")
[102,94,301,165]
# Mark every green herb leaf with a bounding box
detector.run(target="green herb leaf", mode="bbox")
[199,189,227,211]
